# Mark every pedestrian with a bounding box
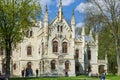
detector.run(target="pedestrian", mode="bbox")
[21,69,24,77]
[36,69,38,77]
[65,69,68,77]
[100,72,105,80]
[0,71,1,76]
[25,68,28,77]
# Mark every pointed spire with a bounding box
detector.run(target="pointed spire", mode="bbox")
[95,33,98,43]
[58,0,63,21]
[44,5,48,22]
[44,5,49,37]
[72,9,74,15]
[81,27,85,36]
[71,9,75,25]
[45,5,48,13]
[59,0,62,8]
[89,29,92,36]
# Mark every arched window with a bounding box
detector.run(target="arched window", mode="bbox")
[13,63,16,70]
[57,25,63,32]
[42,61,44,72]
[30,31,33,37]
[88,49,91,60]
[42,43,44,55]
[75,49,79,58]
[57,25,60,32]
[65,60,70,70]
[62,42,67,53]
[53,41,58,52]
[27,46,32,56]
[51,60,56,70]
[27,62,32,68]
[61,26,63,32]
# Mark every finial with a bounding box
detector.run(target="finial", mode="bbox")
[72,9,74,16]
[59,0,62,7]
[45,5,48,12]
[71,9,75,25]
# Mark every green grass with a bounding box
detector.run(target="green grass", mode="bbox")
[106,75,120,80]
[9,75,120,80]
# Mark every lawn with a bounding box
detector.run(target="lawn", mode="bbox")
[9,75,120,80]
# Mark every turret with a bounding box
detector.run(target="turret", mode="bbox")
[44,5,49,55]
[44,5,49,37]
[105,54,108,63]
[95,34,98,44]
[38,20,42,28]
[58,0,63,21]
[71,10,76,39]
[89,29,92,36]
[81,27,85,47]
[81,27,85,36]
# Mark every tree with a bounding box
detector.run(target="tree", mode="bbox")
[85,0,120,75]
[99,26,117,74]
[0,0,41,76]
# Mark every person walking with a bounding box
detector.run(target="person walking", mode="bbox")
[21,69,25,77]
[36,69,39,77]
[100,72,105,80]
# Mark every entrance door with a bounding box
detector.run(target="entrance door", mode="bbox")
[99,65,105,74]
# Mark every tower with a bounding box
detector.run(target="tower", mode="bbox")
[44,5,49,55]
[44,5,49,37]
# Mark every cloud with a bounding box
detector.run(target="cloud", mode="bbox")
[56,0,75,6]
[75,2,90,13]
[76,22,84,27]
[39,0,55,11]
[75,0,111,13]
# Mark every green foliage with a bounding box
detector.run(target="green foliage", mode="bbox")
[98,25,117,74]
[0,0,41,48]
[84,0,120,75]
[0,0,41,75]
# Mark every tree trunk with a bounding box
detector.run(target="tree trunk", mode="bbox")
[5,39,12,77]
[115,38,120,75]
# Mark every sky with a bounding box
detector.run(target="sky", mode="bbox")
[39,0,87,27]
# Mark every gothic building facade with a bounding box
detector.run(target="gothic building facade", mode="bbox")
[0,1,107,77]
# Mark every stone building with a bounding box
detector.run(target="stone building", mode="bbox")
[0,0,107,77]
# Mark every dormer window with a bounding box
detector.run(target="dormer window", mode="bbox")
[26,30,33,38]
[30,31,33,37]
